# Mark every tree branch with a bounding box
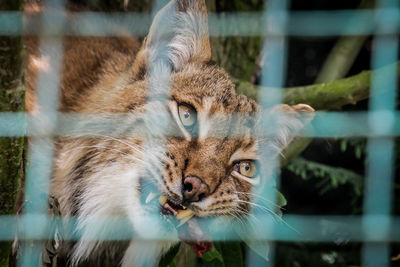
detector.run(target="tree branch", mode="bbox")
[283,68,372,110]
[236,63,400,109]
[314,0,374,83]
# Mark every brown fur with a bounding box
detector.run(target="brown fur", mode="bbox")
[24,0,314,265]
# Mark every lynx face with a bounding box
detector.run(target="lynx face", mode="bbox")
[160,67,260,218]
[152,67,313,221]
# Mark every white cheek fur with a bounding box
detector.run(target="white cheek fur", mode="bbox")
[70,164,142,265]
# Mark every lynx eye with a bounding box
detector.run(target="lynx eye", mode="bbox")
[178,104,197,131]
[233,160,257,178]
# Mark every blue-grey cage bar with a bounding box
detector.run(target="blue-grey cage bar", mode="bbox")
[0,0,398,266]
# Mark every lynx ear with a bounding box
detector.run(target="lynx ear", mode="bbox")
[132,0,211,76]
[263,104,315,156]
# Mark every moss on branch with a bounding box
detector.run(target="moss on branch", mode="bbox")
[283,69,371,110]
[235,62,399,110]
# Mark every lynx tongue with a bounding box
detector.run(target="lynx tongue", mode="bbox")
[159,196,212,257]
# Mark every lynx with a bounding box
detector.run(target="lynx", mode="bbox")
[25,0,314,266]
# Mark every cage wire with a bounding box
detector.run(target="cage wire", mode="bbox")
[0,0,399,266]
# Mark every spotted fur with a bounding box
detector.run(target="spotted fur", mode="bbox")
[25,0,313,266]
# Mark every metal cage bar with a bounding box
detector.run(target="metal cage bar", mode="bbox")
[0,0,398,266]
[362,0,399,266]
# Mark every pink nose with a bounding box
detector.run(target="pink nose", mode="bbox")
[182,176,210,204]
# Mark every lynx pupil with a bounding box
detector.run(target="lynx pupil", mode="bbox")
[178,103,197,131]
[238,161,257,178]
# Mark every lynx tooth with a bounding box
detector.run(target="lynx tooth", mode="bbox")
[176,209,195,221]
[145,192,157,204]
[159,196,167,205]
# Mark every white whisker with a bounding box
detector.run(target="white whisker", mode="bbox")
[236,199,299,234]
[235,199,281,225]
[234,191,285,210]
[92,134,144,154]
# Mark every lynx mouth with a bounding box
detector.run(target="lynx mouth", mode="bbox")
[159,196,195,227]
[141,186,212,257]
[158,196,213,257]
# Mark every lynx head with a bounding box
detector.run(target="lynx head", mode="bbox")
[126,0,315,219]
[61,0,314,243]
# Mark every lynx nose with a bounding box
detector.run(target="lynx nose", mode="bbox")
[182,176,210,204]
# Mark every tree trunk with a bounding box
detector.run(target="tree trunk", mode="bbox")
[0,1,24,266]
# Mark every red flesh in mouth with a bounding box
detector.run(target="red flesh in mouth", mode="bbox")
[160,198,213,257]
[189,241,213,258]
[178,219,213,258]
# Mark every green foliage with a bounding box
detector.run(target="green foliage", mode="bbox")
[339,138,366,160]
[209,242,244,267]
[275,190,287,217]
[286,157,363,196]
[201,248,224,263]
